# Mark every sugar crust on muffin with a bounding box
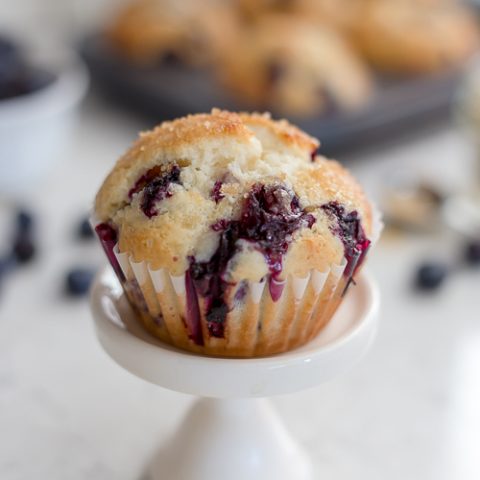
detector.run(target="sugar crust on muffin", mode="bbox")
[95,109,372,281]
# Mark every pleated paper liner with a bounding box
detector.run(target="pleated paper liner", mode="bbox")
[109,245,350,357]
[93,206,383,357]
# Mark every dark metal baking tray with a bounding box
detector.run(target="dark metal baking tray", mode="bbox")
[80,34,461,154]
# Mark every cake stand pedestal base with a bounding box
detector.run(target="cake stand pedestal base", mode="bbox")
[148,398,312,480]
[90,268,379,480]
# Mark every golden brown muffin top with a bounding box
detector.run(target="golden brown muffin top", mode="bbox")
[95,109,372,277]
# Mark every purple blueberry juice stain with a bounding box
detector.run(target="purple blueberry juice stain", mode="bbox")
[239,184,315,280]
[234,281,248,304]
[95,223,125,281]
[187,220,239,338]
[128,165,181,218]
[124,278,148,313]
[211,180,225,203]
[321,201,371,281]
[268,278,285,302]
[184,270,204,345]
[187,184,316,339]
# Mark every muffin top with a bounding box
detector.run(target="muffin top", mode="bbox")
[95,109,372,282]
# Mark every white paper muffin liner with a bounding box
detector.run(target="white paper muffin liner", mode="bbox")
[93,207,383,357]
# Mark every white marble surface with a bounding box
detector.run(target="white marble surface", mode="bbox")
[1,95,479,480]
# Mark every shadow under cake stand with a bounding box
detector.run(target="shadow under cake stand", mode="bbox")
[90,267,380,480]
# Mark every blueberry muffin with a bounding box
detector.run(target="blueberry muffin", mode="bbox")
[94,109,380,357]
[219,16,373,117]
[353,0,479,74]
[107,0,239,66]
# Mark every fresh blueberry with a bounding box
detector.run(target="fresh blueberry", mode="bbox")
[12,235,35,263]
[465,241,480,266]
[415,262,447,291]
[65,268,95,296]
[16,209,34,233]
[77,217,94,240]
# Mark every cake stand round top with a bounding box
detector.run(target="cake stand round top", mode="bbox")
[90,267,379,398]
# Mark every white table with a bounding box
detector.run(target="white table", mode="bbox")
[1,94,479,480]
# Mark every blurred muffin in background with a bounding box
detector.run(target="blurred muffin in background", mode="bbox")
[219,16,373,118]
[352,0,479,74]
[107,0,239,66]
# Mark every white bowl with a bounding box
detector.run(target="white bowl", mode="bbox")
[0,46,89,198]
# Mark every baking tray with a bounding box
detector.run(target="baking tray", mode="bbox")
[80,34,461,154]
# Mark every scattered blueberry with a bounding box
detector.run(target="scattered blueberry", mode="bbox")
[465,241,480,266]
[77,217,94,240]
[65,268,96,297]
[16,209,34,233]
[12,235,36,264]
[415,262,448,291]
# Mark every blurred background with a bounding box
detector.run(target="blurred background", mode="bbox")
[1,0,480,479]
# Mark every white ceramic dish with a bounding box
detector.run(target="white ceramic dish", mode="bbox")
[0,45,89,197]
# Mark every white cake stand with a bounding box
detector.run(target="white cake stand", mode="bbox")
[90,267,379,480]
